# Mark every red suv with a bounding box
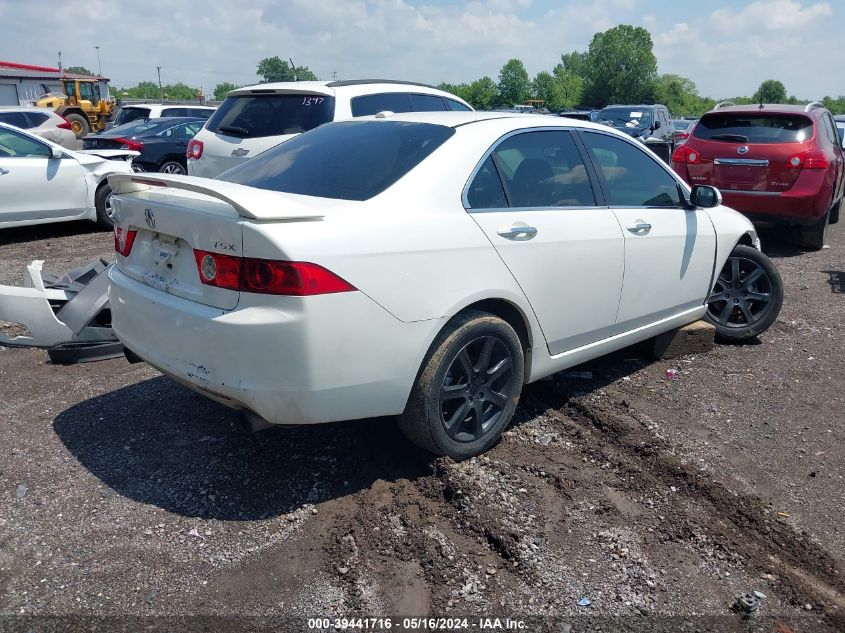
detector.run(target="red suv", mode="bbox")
[672,102,844,249]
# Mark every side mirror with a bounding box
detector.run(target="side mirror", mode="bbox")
[50,146,63,159]
[652,120,661,130]
[690,185,721,208]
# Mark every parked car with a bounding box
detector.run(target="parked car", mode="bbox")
[835,114,845,147]
[0,106,76,149]
[108,111,782,459]
[596,104,675,162]
[187,79,472,178]
[671,118,697,144]
[672,102,844,249]
[83,117,204,174]
[111,104,216,128]
[0,122,134,229]
[558,111,592,121]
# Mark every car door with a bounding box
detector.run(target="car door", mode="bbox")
[579,130,716,334]
[0,126,88,223]
[466,129,626,355]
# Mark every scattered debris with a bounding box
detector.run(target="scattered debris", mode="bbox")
[187,528,205,539]
[665,369,679,379]
[734,591,763,615]
[777,512,790,518]
[577,596,592,607]
[15,484,28,498]
[0,258,120,361]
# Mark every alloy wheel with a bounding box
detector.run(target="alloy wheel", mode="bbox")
[104,192,117,221]
[707,255,774,329]
[439,336,515,443]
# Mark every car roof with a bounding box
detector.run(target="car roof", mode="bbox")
[227,79,470,105]
[349,110,616,133]
[602,104,667,109]
[0,106,59,115]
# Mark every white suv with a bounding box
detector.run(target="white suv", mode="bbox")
[187,79,472,178]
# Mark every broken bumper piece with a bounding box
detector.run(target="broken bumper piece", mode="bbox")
[0,258,121,361]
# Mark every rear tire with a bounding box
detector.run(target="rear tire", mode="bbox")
[95,184,116,229]
[65,113,90,139]
[398,311,524,459]
[705,245,783,342]
[829,198,841,225]
[795,209,829,250]
[158,160,187,175]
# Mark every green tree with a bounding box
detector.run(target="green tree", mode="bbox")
[559,51,589,78]
[467,77,499,110]
[498,59,531,108]
[162,82,200,100]
[532,71,559,110]
[752,79,787,104]
[652,74,702,115]
[64,65,93,76]
[257,56,317,82]
[214,82,240,100]
[551,64,584,109]
[581,24,657,107]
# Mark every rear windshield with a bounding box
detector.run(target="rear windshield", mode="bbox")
[694,113,814,143]
[205,94,335,138]
[114,107,151,127]
[218,120,454,201]
[672,120,692,130]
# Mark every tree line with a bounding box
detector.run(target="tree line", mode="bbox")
[109,26,845,114]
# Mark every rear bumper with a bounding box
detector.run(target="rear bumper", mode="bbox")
[718,189,828,226]
[109,267,441,425]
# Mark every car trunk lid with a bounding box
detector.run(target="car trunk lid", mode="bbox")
[108,174,325,310]
[687,112,815,193]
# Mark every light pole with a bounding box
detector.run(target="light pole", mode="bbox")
[156,66,163,100]
[94,46,102,76]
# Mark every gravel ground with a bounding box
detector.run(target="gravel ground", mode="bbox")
[0,219,842,632]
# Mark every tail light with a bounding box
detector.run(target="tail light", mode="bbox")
[674,131,689,141]
[187,139,203,159]
[116,137,144,151]
[672,144,701,164]
[193,250,356,296]
[114,227,137,257]
[56,116,73,130]
[786,149,830,170]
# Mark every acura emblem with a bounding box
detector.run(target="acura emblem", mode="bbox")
[144,208,155,229]
[231,148,250,157]
[737,145,749,155]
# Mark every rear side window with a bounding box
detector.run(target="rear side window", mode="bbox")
[25,112,50,127]
[0,112,31,128]
[466,156,507,209]
[162,107,187,117]
[187,108,213,119]
[490,131,595,208]
[206,94,335,138]
[409,94,447,112]
[694,113,814,144]
[350,93,412,117]
[446,99,471,112]
[114,107,151,127]
[219,120,454,201]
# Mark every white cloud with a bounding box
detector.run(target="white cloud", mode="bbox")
[710,1,831,32]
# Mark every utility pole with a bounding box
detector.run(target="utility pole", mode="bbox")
[289,57,297,82]
[57,51,62,71]
[156,66,163,100]
[94,46,102,76]
[332,69,337,80]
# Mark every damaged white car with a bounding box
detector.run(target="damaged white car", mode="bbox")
[0,122,136,229]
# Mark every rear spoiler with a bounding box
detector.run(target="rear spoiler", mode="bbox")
[107,173,325,221]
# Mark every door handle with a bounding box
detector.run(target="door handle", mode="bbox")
[497,225,538,239]
[0,167,8,175]
[626,222,652,234]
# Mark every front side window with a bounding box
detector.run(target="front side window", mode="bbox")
[78,82,93,102]
[489,131,595,208]
[0,112,31,128]
[219,120,454,201]
[409,94,447,112]
[0,127,52,158]
[350,93,413,117]
[581,131,682,207]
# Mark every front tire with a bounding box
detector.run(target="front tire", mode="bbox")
[705,245,783,342]
[94,184,116,229]
[399,311,524,459]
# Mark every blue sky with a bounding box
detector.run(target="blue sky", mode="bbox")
[0,0,841,100]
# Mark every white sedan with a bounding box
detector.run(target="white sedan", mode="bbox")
[0,122,135,230]
[108,112,783,459]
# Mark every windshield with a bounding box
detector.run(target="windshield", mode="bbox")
[114,107,151,127]
[206,93,336,138]
[598,107,652,128]
[219,120,455,201]
[672,120,692,131]
[694,113,814,143]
